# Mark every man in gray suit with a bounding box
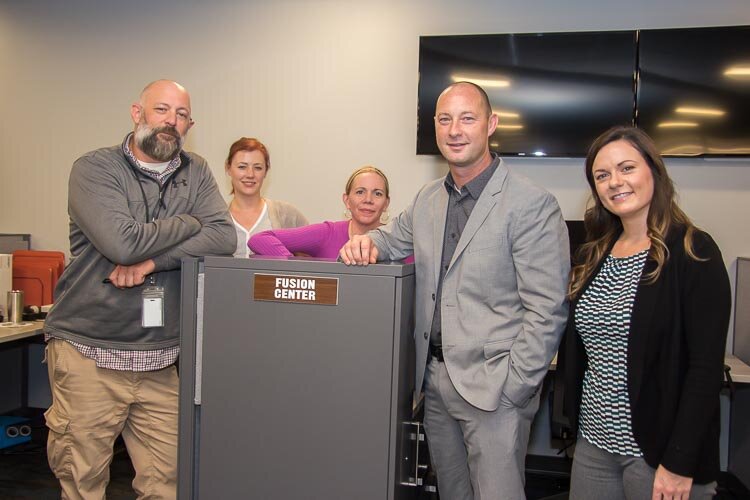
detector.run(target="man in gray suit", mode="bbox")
[340,82,569,499]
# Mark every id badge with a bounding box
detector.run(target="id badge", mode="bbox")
[142,286,165,328]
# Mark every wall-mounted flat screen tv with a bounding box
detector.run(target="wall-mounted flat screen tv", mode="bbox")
[417,31,637,157]
[636,26,750,156]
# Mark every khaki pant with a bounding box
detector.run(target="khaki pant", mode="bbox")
[44,339,178,500]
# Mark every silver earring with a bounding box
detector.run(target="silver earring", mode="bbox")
[380,211,390,223]
[344,209,352,219]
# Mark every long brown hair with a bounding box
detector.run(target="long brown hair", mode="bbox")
[568,126,702,298]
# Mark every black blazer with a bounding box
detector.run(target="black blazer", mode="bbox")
[560,225,731,483]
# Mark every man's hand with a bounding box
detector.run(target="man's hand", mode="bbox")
[652,465,693,500]
[107,259,156,288]
[339,235,378,265]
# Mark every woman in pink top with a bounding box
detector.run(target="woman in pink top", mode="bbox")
[248,166,391,259]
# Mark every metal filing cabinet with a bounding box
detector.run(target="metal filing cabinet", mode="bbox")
[178,256,420,500]
[734,258,750,366]
[730,257,750,489]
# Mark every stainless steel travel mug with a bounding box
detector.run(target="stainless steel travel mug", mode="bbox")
[7,290,24,324]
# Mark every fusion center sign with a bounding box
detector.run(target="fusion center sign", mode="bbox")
[253,274,339,305]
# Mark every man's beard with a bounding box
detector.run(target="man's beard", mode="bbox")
[134,122,184,162]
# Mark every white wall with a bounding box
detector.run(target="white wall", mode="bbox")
[1,0,750,342]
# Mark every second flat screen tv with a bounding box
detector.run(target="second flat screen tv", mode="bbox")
[417,31,637,157]
[637,26,750,156]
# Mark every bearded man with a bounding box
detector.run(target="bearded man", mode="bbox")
[43,80,236,500]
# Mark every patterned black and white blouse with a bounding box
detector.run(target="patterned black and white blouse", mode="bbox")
[575,249,649,456]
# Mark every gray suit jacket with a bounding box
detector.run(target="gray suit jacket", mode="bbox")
[370,159,569,411]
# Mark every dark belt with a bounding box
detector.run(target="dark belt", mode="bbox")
[429,344,444,362]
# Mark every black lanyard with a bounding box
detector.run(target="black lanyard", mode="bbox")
[133,170,168,222]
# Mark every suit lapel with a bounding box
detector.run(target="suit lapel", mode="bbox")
[628,260,659,407]
[627,231,681,407]
[449,163,508,269]
[432,186,449,285]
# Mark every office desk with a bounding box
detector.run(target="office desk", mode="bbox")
[726,354,750,489]
[548,353,745,376]
[0,321,45,413]
[725,354,750,384]
[0,321,44,345]
[536,353,750,460]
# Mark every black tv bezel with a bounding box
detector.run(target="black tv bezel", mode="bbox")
[634,25,750,158]
[417,26,750,159]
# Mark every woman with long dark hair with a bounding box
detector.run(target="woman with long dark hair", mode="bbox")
[561,126,730,499]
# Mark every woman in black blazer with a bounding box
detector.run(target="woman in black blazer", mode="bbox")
[561,126,731,499]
